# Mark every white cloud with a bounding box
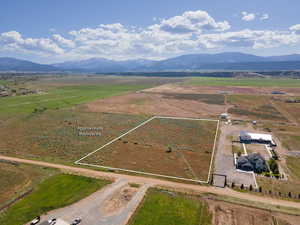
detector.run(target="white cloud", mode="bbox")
[241,12,256,21]
[49,28,56,33]
[0,10,300,61]
[290,24,300,34]
[151,10,230,34]
[52,34,75,48]
[260,14,269,21]
[0,31,64,56]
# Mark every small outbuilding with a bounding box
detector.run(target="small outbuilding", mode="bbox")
[239,131,276,146]
[220,113,229,120]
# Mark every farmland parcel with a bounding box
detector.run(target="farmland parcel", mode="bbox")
[79,117,219,182]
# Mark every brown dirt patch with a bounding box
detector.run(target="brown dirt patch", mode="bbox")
[86,92,226,118]
[102,185,138,216]
[207,198,300,225]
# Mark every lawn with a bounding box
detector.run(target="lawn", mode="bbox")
[83,117,218,181]
[0,174,110,225]
[129,188,212,225]
[186,77,300,87]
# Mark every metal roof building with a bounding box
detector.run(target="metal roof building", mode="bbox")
[240,131,276,146]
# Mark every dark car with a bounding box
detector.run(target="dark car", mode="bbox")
[71,218,82,225]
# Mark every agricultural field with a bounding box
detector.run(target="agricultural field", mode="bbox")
[279,134,300,151]
[0,161,57,207]
[0,83,154,115]
[0,76,188,164]
[129,188,298,225]
[186,77,300,88]
[129,188,212,225]
[81,117,218,181]
[286,157,300,181]
[257,123,300,151]
[0,174,110,225]
[86,91,226,118]
[227,95,287,121]
[0,109,147,164]
[272,98,300,124]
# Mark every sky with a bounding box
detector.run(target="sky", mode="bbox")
[1,0,300,63]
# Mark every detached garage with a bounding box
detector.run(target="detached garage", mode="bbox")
[239,131,276,146]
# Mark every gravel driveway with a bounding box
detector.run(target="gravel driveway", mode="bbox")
[38,179,149,225]
[214,123,257,187]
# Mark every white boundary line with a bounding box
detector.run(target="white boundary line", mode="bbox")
[75,115,219,184]
[206,119,220,183]
[75,116,156,163]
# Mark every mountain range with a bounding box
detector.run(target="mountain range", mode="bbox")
[2,52,300,72]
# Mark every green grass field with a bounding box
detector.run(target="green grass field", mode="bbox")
[129,189,212,225]
[0,84,151,114]
[0,80,10,85]
[0,163,57,206]
[0,174,110,225]
[186,77,300,87]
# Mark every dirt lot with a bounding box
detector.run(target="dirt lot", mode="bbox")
[144,83,300,96]
[207,198,300,225]
[83,118,218,181]
[86,91,226,118]
[102,184,138,216]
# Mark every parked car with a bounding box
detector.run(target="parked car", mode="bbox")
[48,218,57,225]
[71,218,82,225]
[30,216,40,225]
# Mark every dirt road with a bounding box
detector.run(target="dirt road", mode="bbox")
[1,155,300,212]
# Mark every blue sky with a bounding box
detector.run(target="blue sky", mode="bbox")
[1,0,300,63]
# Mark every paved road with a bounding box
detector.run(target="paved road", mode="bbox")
[1,155,300,211]
[37,179,149,225]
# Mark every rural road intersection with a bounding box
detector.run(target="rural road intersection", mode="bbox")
[1,155,300,217]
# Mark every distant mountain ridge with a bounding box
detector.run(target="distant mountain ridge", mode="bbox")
[52,52,300,71]
[0,57,57,72]
[52,58,156,72]
[1,52,300,72]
